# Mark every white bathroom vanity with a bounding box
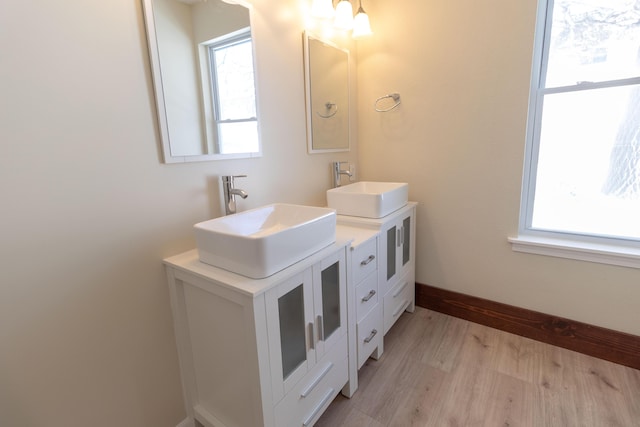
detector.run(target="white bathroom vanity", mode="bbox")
[164,201,416,427]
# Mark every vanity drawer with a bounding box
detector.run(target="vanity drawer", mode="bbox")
[357,305,382,369]
[351,237,377,284]
[383,273,414,334]
[274,334,348,427]
[355,271,378,322]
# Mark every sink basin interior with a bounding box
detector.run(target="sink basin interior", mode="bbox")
[194,203,336,279]
[327,181,408,218]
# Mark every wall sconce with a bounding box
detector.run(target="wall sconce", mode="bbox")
[352,1,372,38]
[310,0,372,38]
[334,0,354,30]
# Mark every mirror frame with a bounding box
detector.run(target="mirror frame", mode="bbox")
[142,0,262,163]
[303,31,351,154]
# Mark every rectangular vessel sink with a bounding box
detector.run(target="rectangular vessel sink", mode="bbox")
[194,203,336,279]
[327,181,409,218]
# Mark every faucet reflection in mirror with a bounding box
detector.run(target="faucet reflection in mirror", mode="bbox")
[310,0,372,38]
[142,0,261,163]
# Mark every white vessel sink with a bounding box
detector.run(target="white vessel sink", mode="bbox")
[194,203,336,279]
[327,181,409,219]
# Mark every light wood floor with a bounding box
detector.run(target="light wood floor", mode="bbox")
[316,307,640,427]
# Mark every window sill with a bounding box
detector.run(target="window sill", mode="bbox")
[508,235,640,269]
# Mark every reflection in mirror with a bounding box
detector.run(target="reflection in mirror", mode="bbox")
[143,0,261,163]
[304,32,350,153]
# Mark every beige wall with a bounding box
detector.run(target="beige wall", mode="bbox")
[0,0,356,425]
[357,0,640,336]
[2,0,638,425]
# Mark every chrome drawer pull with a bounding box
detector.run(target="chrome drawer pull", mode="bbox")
[303,388,335,426]
[361,290,376,302]
[392,281,409,298]
[300,362,334,398]
[360,254,375,266]
[393,300,410,317]
[364,329,378,343]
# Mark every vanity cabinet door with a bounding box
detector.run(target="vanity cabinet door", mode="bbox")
[379,209,414,296]
[312,249,347,359]
[266,269,316,403]
[265,249,347,403]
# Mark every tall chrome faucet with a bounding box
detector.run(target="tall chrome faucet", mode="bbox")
[222,175,248,215]
[333,161,353,188]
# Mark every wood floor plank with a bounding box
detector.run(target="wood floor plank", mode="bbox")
[317,307,640,426]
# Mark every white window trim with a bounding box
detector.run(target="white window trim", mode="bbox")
[511,0,640,269]
[509,235,640,269]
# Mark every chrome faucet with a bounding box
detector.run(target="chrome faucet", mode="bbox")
[222,175,248,215]
[333,161,353,188]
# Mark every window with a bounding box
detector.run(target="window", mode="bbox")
[521,0,640,246]
[205,29,258,155]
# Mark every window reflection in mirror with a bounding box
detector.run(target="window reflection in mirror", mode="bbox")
[304,32,350,153]
[143,0,261,163]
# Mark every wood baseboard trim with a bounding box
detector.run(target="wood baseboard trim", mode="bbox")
[416,283,640,371]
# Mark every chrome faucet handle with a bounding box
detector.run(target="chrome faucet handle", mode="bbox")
[222,175,248,215]
[332,161,353,188]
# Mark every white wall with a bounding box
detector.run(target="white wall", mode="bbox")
[357,0,640,336]
[2,0,638,425]
[0,0,357,425]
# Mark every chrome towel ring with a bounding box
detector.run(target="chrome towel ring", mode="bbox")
[316,102,338,118]
[374,93,401,112]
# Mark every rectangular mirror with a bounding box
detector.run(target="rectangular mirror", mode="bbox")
[143,0,262,163]
[303,32,350,153]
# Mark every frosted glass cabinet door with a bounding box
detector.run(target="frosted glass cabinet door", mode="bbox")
[312,249,347,358]
[380,211,414,294]
[265,249,346,402]
[266,268,316,401]
[386,226,397,281]
[402,216,411,266]
[278,284,307,381]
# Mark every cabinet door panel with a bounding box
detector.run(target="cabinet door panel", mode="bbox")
[386,226,397,281]
[320,262,341,340]
[313,249,347,357]
[402,216,411,266]
[266,269,315,402]
[278,285,307,381]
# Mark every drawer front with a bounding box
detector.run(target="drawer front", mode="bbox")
[355,271,378,322]
[351,237,377,285]
[383,273,414,334]
[274,334,348,427]
[357,305,382,369]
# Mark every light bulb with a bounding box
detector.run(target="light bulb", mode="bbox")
[352,7,372,38]
[334,0,354,30]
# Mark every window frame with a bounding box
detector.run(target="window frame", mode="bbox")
[513,0,640,268]
[207,29,257,125]
[201,27,260,156]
